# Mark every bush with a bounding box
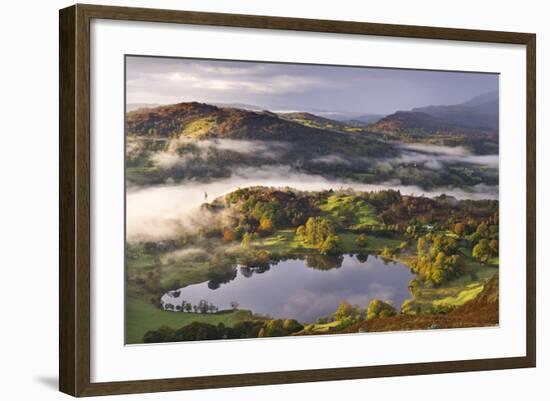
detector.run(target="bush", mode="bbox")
[472,238,490,263]
[333,301,360,320]
[380,246,394,259]
[367,299,397,319]
[283,319,304,333]
[174,322,222,341]
[262,319,286,337]
[454,222,465,237]
[229,321,264,338]
[319,234,343,255]
[143,326,176,343]
[400,299,420,315]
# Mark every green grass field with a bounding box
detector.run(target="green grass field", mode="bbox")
[432,283,485,307]
[305,320,342,333]
[320,194,383,227]
[412,264,498,311]
[127,250,212,291]
[126,291,252,344]
[251,229,402,256]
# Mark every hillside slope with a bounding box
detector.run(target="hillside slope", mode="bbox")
[368,111,453,134]
[341,272,499,333]
[127,102,394,157]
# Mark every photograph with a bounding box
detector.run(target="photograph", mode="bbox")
[124,55,500,345]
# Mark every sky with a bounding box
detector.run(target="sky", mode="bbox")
[126,56,498,115]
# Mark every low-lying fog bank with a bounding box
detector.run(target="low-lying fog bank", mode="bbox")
[127,165,498,242]
[386,143,499,170]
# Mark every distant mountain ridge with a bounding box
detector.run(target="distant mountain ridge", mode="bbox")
[411,90,498,130]
[368,111,453,133]
[369,91,499,133]
[347,114,386,125]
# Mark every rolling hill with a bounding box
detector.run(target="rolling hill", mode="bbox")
[125,102,401,185]
[125,101,498,187]
[126,102,394,156]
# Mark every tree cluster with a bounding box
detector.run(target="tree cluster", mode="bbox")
[412,233,465,285]
[143,318,304,343]
[367,299,397,319]
[296,217,343,255]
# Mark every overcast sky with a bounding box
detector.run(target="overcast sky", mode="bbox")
[126,56,498,115]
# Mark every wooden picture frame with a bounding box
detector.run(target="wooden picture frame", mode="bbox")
[59,3,536,397]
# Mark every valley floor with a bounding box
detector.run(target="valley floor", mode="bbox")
[126,230,498,343]
[125,187,499,343]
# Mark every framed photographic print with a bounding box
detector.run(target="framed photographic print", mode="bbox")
[59,4,536,397]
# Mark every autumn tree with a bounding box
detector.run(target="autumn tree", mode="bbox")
[454,222,465,237]
[258,216,274,236]
[241,232,253,247]
[472,238,490,263]
[333,301,360,320]
[413,233,464,285]
[367,299,397,319]
[295,225,305,241]
[223,227,236,242]
[476,222,489,238]
[319,234,343,255]
[417,237,429,257]
[262,319,286,337]
[380,246,394,259]
[301,217,337,252]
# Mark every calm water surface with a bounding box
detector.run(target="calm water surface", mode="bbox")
[161,255,414,323]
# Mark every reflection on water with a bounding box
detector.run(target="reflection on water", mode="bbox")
[161,255,414,323]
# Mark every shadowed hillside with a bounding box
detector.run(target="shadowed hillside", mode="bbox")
[368,91,498,137]
[369,111,453,134]
[128,102,376,143]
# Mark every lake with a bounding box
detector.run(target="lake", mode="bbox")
[160,254,415,323]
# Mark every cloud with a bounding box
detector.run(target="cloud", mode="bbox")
[194,139,289,155]
[161,247,209,264]
[311,154,351,165]
[125,55,499,114]
[126,57,336,106]
[150,152,187,169]
[151,139,291,169]
[399,143,471,156]
[378,143,499,170]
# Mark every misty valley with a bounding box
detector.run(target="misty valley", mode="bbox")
[126,92,499,344]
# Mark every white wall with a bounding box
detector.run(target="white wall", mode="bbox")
[0,0,546,400]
